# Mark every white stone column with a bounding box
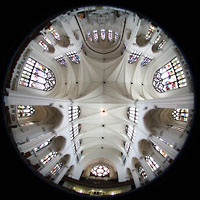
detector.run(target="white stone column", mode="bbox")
[140,158,155,181]
[149,135,178,160]
[131,170,141,188]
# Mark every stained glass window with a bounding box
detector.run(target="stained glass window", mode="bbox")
[127,107,139,123]
[68,106,80,122]
[47,26,60,40]
[100,29,106,40]
[66,51,80,64]
[141,55,153,66]
[128,50,141,64]
[19,57,56,91]
[41,151,58,165]
[172,108,188,122]
[152,143,168,158]
[93,30,98,41]
[154,35,161,44]
[126,125,136,143]
[114,31,119,41]
[145,155,159,172]
[156,136,174,148]
[91,165,110,177]
[33,137,53,152]
[153,57,187,93]
[17,105,35,118]
[39,40,49,51]
[138,166,148,180]
[54,55,67,66]
[50,162,63,176]
[108,29,113,41]
[70,124,81,140]
[44,36,52,45]
[158,40,166,50]
[87,32,93,41]
[145,24,156,40]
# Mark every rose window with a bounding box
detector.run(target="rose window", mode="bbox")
[90,165,110,177]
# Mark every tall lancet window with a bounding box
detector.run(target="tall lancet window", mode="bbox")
[17,105,35,118]
[50,162,63,176]
[93,30,98,41]
[145,24,156,40]
[152,143,168,158]
[172,108,189,122]
[68,106,81,122]
[145,155,159,172]
[40,151,58,166]
[19,57,56,91]
[108,29,113,41]
[47,26,60,40]
[87,32,93,41]
[137,166,148,181]
[153,57,187,93]
[127,107,139,124]
[126,125,136,143]
[33,137,54,153]
[100,29,106,40]
[70,124,81,140]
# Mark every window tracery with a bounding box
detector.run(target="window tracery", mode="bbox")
[152,143,168,158]
[70,124,81,140]
[153,57,187,93]
[19,57,56,91]
[41,151,58,165]
[108,29,113,41]
[39,40,49,51]
[172,108,188,122]
[33,137,54,153]
[87,29,119,43]
[145,155,159,172]
[47,26,60,40]
[90,165,110,177]
[93,30,98,41]
[141,55,153,66]
[50,162,63,176]
[128,50,141,64]
[137,166,148,181]
[54,55,67,66]
[100,29,106,40]
[145,24,156,40]
[127,107,138,123]
[68,106,81,122]
[17,105,35,118]
[126,125,136,143]
[66,51,80,64]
